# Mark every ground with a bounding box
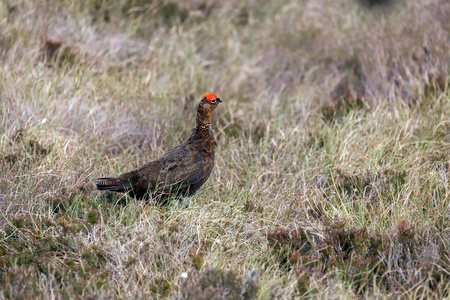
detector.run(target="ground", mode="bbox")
[0,0,449,298]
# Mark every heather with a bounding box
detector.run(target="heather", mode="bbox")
[0,0,449,298]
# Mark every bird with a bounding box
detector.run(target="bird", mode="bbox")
[95,93,223,204]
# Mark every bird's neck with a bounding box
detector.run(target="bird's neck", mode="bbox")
[194,111,212,140]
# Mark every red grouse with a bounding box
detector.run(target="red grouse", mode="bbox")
[96,93,222,203]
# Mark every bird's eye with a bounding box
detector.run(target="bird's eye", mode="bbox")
[211,99,217,103]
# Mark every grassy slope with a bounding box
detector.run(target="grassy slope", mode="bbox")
[0,0,449,298]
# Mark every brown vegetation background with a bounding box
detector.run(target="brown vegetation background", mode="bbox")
[0,0,449,298]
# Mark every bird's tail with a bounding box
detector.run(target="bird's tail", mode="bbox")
[95,177,126,192]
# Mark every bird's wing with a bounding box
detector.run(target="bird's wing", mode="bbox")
[157,146,206,190]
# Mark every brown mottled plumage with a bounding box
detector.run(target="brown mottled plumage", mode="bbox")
[96,93,222,203]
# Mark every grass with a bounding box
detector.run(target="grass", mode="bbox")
[0,0,449,298]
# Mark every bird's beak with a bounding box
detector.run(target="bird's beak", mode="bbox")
[217,98,223,103]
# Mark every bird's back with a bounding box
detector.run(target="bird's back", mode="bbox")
[97,137,215,202]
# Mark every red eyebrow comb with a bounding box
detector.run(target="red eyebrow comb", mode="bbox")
[202,93,217,101]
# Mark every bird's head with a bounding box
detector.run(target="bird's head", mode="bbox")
[198,93,222,115]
